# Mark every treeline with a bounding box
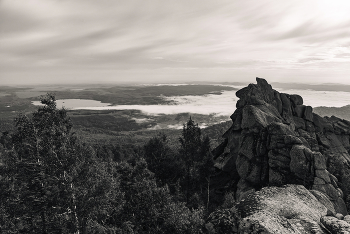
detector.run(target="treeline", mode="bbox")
[0,94,238,233]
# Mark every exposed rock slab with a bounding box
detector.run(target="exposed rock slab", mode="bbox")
[238,185,328,234]
[321,216,350,234]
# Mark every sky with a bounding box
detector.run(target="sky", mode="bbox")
[1,0,350,85]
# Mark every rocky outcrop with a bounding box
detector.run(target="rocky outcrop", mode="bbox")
[213,78,350,216]
[238,185,329,233]
[321,216,350,233]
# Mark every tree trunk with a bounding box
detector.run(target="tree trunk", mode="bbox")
[71,182,80,234]
[186,164,190,204]
[63,170,80,234]
[41,211,47,234]
[206,177,210,210]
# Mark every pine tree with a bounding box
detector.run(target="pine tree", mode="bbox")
[144,133,181,186]
[179,117,202,164]
[179,117,203,206]
[115,159,204,233]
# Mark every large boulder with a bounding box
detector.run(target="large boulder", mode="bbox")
[320,216,350,233]
[238,185,328,233]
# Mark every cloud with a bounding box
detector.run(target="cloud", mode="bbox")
[297,57,325,63]
[335,53,350,59]
[275,21,321,41]
[2,0,350,84]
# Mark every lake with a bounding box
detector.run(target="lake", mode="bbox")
[32,99,113,109]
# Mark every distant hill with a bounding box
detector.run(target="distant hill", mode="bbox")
[271,82,350,92]
[314,105,350,121]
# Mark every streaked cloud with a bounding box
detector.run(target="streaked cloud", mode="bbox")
[2,0,350,85]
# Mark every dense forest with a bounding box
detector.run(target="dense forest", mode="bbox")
[0,94,237,233]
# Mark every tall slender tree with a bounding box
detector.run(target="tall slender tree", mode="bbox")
[179,117,203,205]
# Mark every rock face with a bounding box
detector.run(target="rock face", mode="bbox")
[320,216,350,233]
[213,78,350,215]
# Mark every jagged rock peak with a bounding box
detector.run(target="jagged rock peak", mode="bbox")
[212,78,350,221]
[235,77,277,109]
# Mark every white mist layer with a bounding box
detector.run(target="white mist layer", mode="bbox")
[275,88,350,107]
[32,88,350,117]
[131,118,151,123]
[32,99,112,108]
[75,90,238,116]
[149,123,209,130]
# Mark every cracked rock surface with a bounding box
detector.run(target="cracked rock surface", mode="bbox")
[212,78,350,233]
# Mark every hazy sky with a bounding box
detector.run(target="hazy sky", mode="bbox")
[1,0,350,85]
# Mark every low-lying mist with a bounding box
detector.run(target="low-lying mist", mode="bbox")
[32,87,350,117]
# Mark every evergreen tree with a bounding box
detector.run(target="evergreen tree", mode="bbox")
[179,117,213,207]
[115,159,204,233]
[179,117,202,164]
[198,136,215,210]
[144,133,182,187]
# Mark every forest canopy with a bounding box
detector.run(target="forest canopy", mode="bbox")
[0,94,236,233]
